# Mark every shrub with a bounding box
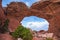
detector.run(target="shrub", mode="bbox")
[11,25,33,40]
[46,38,53,40]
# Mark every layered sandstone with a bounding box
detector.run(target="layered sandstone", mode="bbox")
[50,0,60,2]
[0,0,6,21]
[0,0,6,31]
[0,0,60,40]
[30,1,60,39]
[0,33,15,40]
[6,2,30,32]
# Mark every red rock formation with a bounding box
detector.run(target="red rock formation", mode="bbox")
[0,0,6,29]
[50,0,60,2]
[0,0,6,20]
[6,2,30,32]
[32,37,40,40]
[5,0,60,38]
[0,0,12,40]
[30,1,60,39]
[47,2,60,38]
[0,33,14,40]
[0,0,60,40]
[38,0,60,2]
[31,1,52,10]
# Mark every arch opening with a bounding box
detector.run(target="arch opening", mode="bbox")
[21,16,49,31]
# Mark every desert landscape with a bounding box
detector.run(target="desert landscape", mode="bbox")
[0,0,60,40]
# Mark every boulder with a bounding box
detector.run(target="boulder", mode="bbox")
[0,33,14,40]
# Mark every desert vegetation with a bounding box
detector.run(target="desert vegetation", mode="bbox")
[46,38,53,40]
[11,25,33,40]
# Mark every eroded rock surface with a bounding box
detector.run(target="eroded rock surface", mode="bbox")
[30,1,60,39]
[6,2,30,32]
[50,0,60,2]
[0,0,6,24]
[0,0,60,40]
[0,33,14,40]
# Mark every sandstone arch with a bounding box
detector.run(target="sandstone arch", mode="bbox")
[6,2,30,32]
[0,0,60,39]
[30,1,60,38]
[6,2,29,21]
[6,1,60,36]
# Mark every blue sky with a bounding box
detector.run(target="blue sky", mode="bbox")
[2,0,49,31]
[21,16,49,31]
[2,0,40,7]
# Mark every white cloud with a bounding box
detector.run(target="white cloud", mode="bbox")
[25,2,32,7]
[25,2,30,6]
[11,0,20,2]
[22,21,49,31]
[26,21,49,28]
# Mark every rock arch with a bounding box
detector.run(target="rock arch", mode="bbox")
[29,2,60,38]
[0,0,60,38]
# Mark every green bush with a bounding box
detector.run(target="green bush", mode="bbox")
[46,38,53,40]
[11,25,33,40]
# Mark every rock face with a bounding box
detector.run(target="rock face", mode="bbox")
[48,2,60,38]
[6,1,60,38]
[0,33,14,40]
[50,0,60,2]
[30,1,60,39]
[0,0,6,32]
[0,0,6,21]
[0,0,60,40]
[6,2,29,32]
